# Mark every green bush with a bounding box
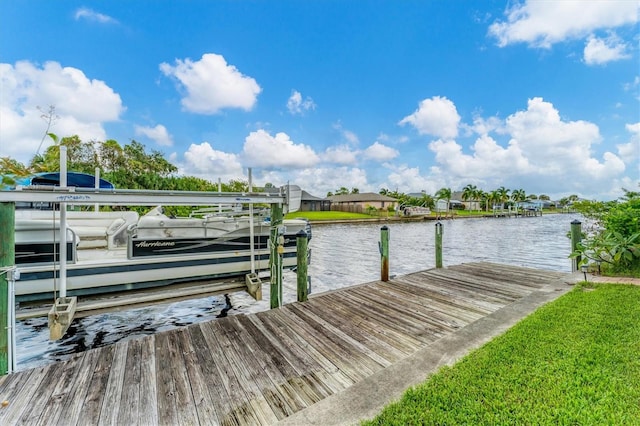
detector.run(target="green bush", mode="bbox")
[572,189,640,276]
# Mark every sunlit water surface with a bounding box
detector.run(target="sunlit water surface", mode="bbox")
[16,213,580,370]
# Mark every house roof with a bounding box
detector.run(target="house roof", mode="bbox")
[301,190,327,201]
[327,192,397,203]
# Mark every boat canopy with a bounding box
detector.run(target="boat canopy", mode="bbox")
[13,172,114,189]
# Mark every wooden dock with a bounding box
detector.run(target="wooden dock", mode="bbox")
[0,262,573,425]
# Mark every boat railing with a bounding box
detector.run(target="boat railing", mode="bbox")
[189,206,271,219]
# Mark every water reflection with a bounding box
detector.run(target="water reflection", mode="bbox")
[15,213,580,370]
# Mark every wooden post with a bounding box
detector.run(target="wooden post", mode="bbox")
[270,203,284,309]
[0,202,15,375]
[435,221,443,268]
[380,226,389,281]
[570,220,582,272]
[296,230,308,302]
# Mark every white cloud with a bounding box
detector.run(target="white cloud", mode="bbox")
[584,34,631,65]
[616,123,640,170]
[624,76,640,92]
[0,61,124,162]
[159,53,261,114]
[180,142,244,182]
[257,167,371,197]
[505,97,607,174]
[287,90,316,115]
[74,8,118,24]
[321,145,359,165]
[332,122,359,145]
[241,129,319,169]
[398,96,460,139]
[134,124,173,147]
[363,142,399,162]
[489,0,638,48]
[387,165,438,194]
[422,97,627,196]
[467,115,504,136]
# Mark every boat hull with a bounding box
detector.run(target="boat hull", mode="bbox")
[15,246,299,301]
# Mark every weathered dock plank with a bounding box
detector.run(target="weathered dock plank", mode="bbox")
[0,262,573,426]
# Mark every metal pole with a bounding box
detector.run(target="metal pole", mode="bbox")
[59,146,68,298]
[7,270,16,374]
[0,201,15,375]
[218,178,222,214]
[248,168,256,274]
[296,230,308,302]
[570,220,582,272]
[435,221,443,268]
[380,226,389,281]
[94,167,100,212]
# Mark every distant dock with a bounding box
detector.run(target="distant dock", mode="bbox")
[0,262,574,425]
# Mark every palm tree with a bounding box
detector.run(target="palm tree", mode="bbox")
[496,186,510,208]
[462,184,478,212]
[488,190,500,212]
[435,187,452,217]
[511,188,526,214]
[479,190,490,212]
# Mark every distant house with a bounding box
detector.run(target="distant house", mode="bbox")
[327,193,397,213]
[300,191,330,212]
[450,191,476,210]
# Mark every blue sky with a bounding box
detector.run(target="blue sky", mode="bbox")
[1,1,638,200]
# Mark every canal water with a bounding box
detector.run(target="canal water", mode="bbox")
[15,213,580,370]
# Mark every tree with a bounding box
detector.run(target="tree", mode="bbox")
[351,187,359,194]
[335,187,349,195]
[511,189,526,202]
[435,187,452,214]
[496,186,510,207]
[99,139,126,172]
[419,193,435,209]
[462,184,478,212]
[225,179,249,192]
[488,190,500,211]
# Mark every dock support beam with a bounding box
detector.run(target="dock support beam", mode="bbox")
[270,203,284,309]
[380,226,389,281]
[296,231,309,302]
[570,220,582,272]
[0,202,15,375]
[48,297,77,340]
[435,221,443,268]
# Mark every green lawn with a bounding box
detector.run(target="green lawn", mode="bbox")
[363,283,640,425]
[286,211,382,221]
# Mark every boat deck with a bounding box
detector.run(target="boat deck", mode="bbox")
[0,262,574,425]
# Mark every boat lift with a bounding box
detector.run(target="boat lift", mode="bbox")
[0,164,299,343]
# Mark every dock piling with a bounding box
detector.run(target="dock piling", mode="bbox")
[570,220,582,272]
[0,201,15,375]
[380,226,389,281]
[270,203,284,309]
[296,230,308,302]
[435,221,443,268]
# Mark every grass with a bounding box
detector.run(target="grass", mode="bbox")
[363,283,640,425]
[286,211,382,221]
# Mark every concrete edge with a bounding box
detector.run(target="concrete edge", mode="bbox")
[276,280,573,426]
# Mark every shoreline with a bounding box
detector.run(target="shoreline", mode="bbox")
[307,211,568,226]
